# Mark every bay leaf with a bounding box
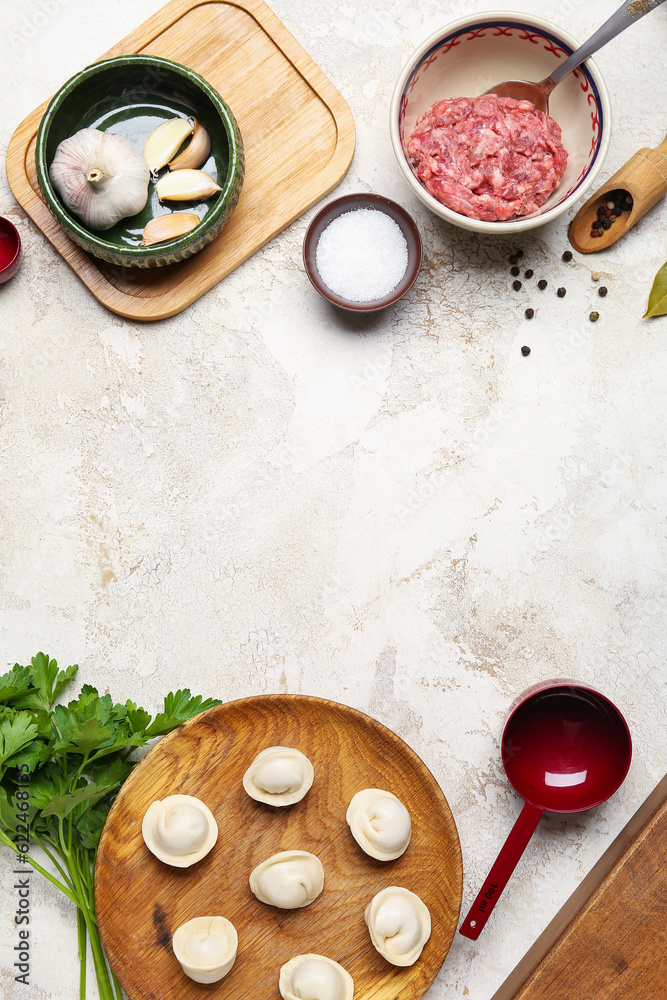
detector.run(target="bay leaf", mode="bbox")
[644,262,667,318]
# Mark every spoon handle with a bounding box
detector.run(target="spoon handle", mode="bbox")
[459,801,543,940]
[550,0,667,87]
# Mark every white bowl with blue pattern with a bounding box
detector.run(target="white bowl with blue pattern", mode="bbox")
[389,11,611,233]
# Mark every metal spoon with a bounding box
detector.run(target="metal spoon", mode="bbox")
[486,0,666,113]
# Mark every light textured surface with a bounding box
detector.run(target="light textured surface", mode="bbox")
[1,1,667,999]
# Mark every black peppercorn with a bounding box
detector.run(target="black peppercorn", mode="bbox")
[509,254,518,264]
[562,250,573,262]
[557,287,566,297]
[598,286,608,297]
[525,308,534,319]
[517,249,524,258]
[513,279,522,291]
[521,345,531,356]
[602,219,611,230]
[589,311,600,322]
[524,269,534,278]
[597,206,606,217]
[537,279,547,290]
[511,266,520,276]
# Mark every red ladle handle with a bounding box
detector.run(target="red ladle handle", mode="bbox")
[459,800,543,940]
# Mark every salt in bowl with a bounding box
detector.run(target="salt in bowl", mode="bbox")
[303,193,422,313]
[389,11,611,234]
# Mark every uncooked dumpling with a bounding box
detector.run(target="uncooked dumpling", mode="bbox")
[250,850,324,908]
[279,953,354,1000]
[142,794,217,867]
[172,915,237,983]
[346,788,411,860]
[364,886,431,966]
[243,746,314,806]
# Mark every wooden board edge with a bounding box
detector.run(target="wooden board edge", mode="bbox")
[5,0,356,322]
[490,773,667,1000]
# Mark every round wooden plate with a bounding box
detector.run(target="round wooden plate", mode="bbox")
[95,695,462,1000]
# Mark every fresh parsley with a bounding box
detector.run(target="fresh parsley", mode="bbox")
[0,652,221,1000]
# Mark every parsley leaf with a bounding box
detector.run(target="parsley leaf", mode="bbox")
[0,664,32,704]
[12,653,78,713]
[0,652,221,1000]
[0,713,40,774]
[147,688,220,736]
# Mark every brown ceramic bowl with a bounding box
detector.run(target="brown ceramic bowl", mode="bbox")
[0,217,22,284]
[303,193,422,312]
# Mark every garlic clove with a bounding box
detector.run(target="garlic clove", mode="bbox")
[141,212,200,246]
[169,119,211,171]
[173,915,238,984]
[143,117,195,174]
[49,128,150,230]
[155,169,222,202]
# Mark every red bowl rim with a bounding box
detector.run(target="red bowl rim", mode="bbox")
[0,216,22,273]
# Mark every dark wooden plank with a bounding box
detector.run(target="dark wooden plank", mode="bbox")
[492,774,667,1000]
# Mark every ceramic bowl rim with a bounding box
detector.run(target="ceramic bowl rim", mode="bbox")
[0,216,22,274]
[35,54,242,262]
[302,192,423,313]
[389,10,612,234]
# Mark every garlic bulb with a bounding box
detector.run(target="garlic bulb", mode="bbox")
[364,887,431,966]
[172,915,237,984]
[346,789,411,861]
[169,120,211,170]
[144,117,194,173]
[142,794,217,867]
[155,169,221,202]
[141,212,200,246]
[249,850,324,908]
[243,746,314,806]
[279,954,354,1000]
[49,128,150,230]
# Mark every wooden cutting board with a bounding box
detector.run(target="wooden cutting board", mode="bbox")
[95,695,463,1000]
[5,0,355,321]
[491,773,667,1000]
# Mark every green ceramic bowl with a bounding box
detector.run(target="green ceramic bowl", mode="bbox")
[36,55,244,268]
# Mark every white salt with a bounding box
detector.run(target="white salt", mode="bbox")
[315,208,409,302]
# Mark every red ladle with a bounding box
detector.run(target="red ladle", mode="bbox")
[459,680,632,940]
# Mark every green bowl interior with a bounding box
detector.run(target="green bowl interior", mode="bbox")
[39,58,234,255]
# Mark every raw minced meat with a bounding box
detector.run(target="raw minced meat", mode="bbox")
[407,94,568,222]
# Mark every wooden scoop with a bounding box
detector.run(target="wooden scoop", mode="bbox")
[569,135,667,253]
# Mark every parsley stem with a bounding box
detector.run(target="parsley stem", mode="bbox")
[33,832,75,892]
[66,841,115,1000]
[0,830,78,904]
[78,907,87,1000]
[112,968,124,1000]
